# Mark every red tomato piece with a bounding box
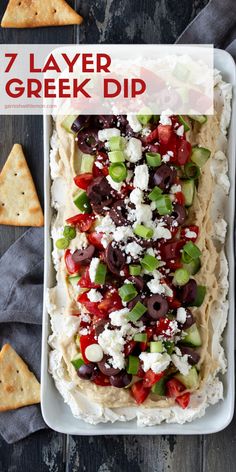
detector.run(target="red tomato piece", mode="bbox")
[165,258,182,271]
[157,124,172,145]
[165,378,185,399]
[175,191,185,206]
[143,370,164,388]
[180,225,199,243]
[177,139,192,166]
[79,332,96,363]
[124,340,137,357]
[74,173,93,190]
[66,214,94,232]
[93,151,109,177]
[87,232,104,250]
[131,381,150,405]
[156,317,174,338]
[160,240,185,261]
[176,392,190,409]
[78,292,107,318]
[78,267,99,289]
[64,249,81,275]
[98,288,123,314]
[145,126,159,144]
[92,371,111,386]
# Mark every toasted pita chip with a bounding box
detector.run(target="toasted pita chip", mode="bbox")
[0,344,40,412]
[0,144,44,226]
[1,0,83,28]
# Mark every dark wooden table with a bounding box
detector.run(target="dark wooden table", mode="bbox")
[0,1,235,471]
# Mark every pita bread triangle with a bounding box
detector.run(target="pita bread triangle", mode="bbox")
[0,144,44,226]
[1,0,83,28]
[0,344,40,412]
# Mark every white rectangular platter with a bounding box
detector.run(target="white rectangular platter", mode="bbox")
[41,48,235,435]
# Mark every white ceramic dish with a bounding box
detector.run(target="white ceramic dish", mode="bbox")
[41,48,235,435]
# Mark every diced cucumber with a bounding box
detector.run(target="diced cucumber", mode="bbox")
[183,257,201,275]
[178,115,190,132]
[151,376,166,396]
[73,190,92,213]
[189,285,206,307]
[62,115,78,133]
[80,154,95,173]
[181,179,195,207]
[191,146,211,168]
[150,341,164,353]
[175,366,199,390]
[68,275,80,287]
[71,354,84,370]
[189,115,207,125]
[182,324,202,348]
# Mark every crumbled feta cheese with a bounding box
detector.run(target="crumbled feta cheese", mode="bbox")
[162,154,170,163]
[113,226,134,243]
[98,327,126,369]
[159,112,172,125]
[184,229,197,239]
[98,128,120,141]
[129,188,144,205]
[176,307,187,324]
[106,175,123,192]
[153,221,172,240]
[170,184,182,194]
[95,161,103,169]
[127,114,142,133]
[89,258,100,283]
[87,289,103,302]
[95,215,115,234]
[101,234,111,248]
[171,351,191,376]
[109,308,130,327]
[139,352,171,373]
[125,242,143,258]
[133,164,149,190]
[176,125,184,137]
[142,127,151,137]
[134,204,153,226]
[125,137,142,163]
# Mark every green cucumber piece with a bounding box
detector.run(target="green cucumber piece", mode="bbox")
[189,115,207,125]
[181,179,195,207]
[182,324,202,348]
[178,115,190,132]
[62,115,78,133]
[151,377,166,396]
[68,275,80,287]
[80,154,95,173]
[73,190,92,213]
[183,257,201,275]
[191,146,211,168]
[71,354,84,370]
[175,366,199,389]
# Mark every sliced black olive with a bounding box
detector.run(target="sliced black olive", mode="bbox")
[171,203,186,225]
[109,200,127,226]
[110,370,132,388]
[77,128,103,154]
[179,347,200,365]
[77,363,96,380]
[72,245,95,264]
[127,295,142,310]
[153,164,177,191]
[98,356,121,376]
[147,294,169,320]
[182,309,195,329]
[178,279,197,306]
[105,242,125,275]
[127,276,144,291]
[71,115,91,133]
[87,176,114,214]
[94,319,109,337]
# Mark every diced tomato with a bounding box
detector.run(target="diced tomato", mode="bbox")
[145,126,159,144]
[93,151,109,177]
[87,232,104,250]
[176,392,190,409]
[136,365,145,378]
[98,288,123,314]
[78,292,107,318]
[124,340,137,357]
[165,378,185,399]
[165,258,182,271]
[74,173,93,190]
[158,124,173,145]
[160,240,185,261]
[66,213,94,232]
[156,317,175,338]
[176,139,192,166]
[64,249,81,274]
[92,371,111,386]
[120,183,134,197]
[79,332,96,363]
[167,298,182,310]
[180,225,199,243]
[175,191,185,206]
[78,267,99,289]
[143,370,164,388]
[131,381,150,405]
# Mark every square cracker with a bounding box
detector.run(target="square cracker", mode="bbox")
[1,0,83,28]
[0,144,44,226]
[0,344,40,412]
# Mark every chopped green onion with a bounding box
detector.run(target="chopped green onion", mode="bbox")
[151,377,166,395]
[108,136,126,151]
[129,265,142,276]
[127,302,147,322]
[181,251,193,264]
[155,195,173,216]
[163,341,174,355]
[71,355,84,370]
[80,154,95,173]
[73,190,92,213]
[63,225,76,240]
[94,262,107,285]
[56,238,69,250]
[173,268,190,286]
[190,285,206,307]
[141,254,160,272]
[146,152,161,167]
[189,115,207,125]
[178,115,190,132]
[109,163,127,182]
[137,107,153,125]
[148,186,163,201]
[119,283,138,302]
[134,224,154,240]
[184,162,200,180]
[183,241,201,260]
[108,150,125,163]
[182,258,201,275]
[127,355,139,375]
[150,341,164,353]
[133,333,148,342]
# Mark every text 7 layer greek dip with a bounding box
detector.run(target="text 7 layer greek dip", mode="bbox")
[47,72,231,425]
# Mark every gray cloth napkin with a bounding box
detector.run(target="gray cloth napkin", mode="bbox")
[0,228,47,443]
[1,0,235,445]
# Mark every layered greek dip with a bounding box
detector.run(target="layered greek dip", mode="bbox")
[47,71,231,425]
